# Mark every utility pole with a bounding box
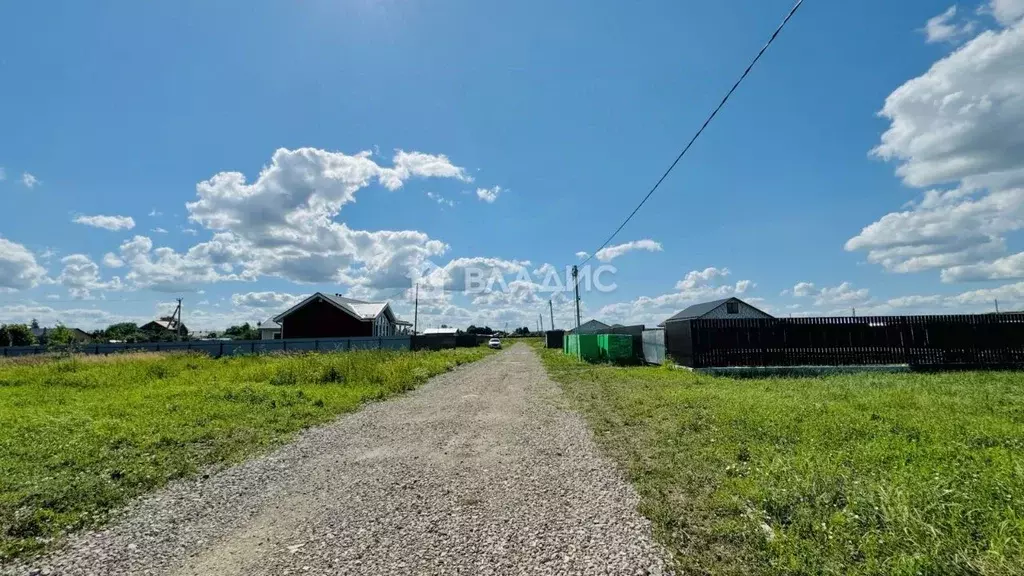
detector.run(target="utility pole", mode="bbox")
[413,284,419,335]
[572,266,581,331]
[539,313,544,333]
[549,299,555,331]
[851,307,856,317]
[995,299,1000,313]
[572,265,582,360]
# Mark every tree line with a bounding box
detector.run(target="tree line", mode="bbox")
[0,319,266,347]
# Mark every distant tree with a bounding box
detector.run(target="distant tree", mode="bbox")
[30,318,40,330]
[0,324,37,347]
[465,325,494,335]
[224,323,259,341]
[104,322,143,342]
[46,325,76,346]
[513,326,531,336]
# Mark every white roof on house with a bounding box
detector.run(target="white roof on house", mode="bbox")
[260,318,281,330]
[421,327,457,335]
[273,292,400,324]
[348,302,388,320]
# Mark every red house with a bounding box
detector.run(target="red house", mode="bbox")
[272,292,405,339]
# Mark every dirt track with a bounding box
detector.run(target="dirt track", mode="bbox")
[10,345,665,575]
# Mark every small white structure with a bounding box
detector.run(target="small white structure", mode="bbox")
[421,327,457,335]
[259,318,281,340]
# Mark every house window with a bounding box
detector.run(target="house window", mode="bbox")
[726,301,739,314]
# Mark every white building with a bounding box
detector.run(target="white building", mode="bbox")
[259,318,281,340]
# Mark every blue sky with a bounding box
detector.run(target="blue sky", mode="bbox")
[3,0,1024,331]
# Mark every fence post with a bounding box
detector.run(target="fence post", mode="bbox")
[282,339,286,353]
[347,339,352,351]
[251,341,256,354]
[156,343,161,352]
[220,342,224,358]
[899,318,911,366]
[378,337,383,350]
[315,339,319,351]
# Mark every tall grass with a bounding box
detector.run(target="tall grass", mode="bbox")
[0,348,490,562]
[540,349,1024,575]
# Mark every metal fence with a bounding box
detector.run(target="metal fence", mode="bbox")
[642,328,666,365]
[1,336,412,358]
[670,314,1024,369]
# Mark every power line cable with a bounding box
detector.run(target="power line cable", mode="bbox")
[577,0,805,267]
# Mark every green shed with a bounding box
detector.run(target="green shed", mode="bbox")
[564,333,601,362]
[597,333,633,362]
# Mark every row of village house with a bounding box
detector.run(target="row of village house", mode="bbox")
[21,294,770,345]
[255,292,772,340]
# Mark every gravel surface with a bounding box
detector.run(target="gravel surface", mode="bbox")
[5,345,667,576]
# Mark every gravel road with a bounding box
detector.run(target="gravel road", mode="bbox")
[7,344,666,576]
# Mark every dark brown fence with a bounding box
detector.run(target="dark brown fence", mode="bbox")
[669,314,1024,369]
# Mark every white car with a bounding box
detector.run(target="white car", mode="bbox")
[488,337,502,349]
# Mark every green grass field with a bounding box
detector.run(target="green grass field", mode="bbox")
[0,348,490,562]
[539,349,1024,575]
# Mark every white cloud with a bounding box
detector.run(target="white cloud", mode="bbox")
[0,237,49,291]
[476,185,503,203]
[184,147,461,288]
[182,228,198,235]
[426,256,531,292]
[941,250,1024,281]
[73,214,136,231]
[597,267,754,326]
[815,282,871,307]
[230,291,307,309]
[783,280,870,308]
[923,6,975,43]
[116,234,254,292]
[21,172,39,188]
[0,303,125,330]
[149,209,162,217]
[988,0,1024,25]
[378,150,472,190]
[58,254,122,299]
[949,279,1024,306]
[849,18,1024,280]
[426,191,455,207]
[790,281,818,297]
[675,267,730,290]
[872,20,1024,188]
[886,294,945,308]
[594,239,663,262]
[101,252,125,268]
[151,227,168,234]
[575,251,589,260]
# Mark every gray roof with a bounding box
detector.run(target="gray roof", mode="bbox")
[259,318,281,330]
[662,298,737,323]
[568,319,611,334]
[273,292,397,323]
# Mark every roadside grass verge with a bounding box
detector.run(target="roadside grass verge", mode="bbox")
[539,349,1024,575]
[0,347,491,562]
